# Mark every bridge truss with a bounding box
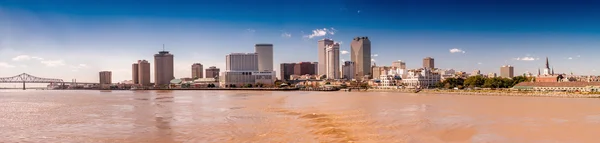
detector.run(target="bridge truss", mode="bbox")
[0,73,64,83]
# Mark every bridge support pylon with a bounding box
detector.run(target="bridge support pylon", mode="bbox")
[22,82,25,90]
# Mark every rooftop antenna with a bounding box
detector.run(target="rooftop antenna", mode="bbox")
[162,44,165,51]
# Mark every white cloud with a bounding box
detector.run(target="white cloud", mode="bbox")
[477,62,482,65]
[568,57,573,60]
[246,29,255,33]
[0,62,15,68]
[372,54,378,57]
[577,55,581,57]
[303,28,336,39]
[341,50,349,54]
[357,10,361,13]
[20,65,28,68]
[41,60,66,67]
[371,59,376,62]
[281,32,291,38]
[12,55,44,61]
[449,48,466,54]
[514,57,537,61]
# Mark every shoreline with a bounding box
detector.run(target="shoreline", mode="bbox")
[364,88,600,98]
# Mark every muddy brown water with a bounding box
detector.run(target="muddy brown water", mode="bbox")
[1,90,599,143]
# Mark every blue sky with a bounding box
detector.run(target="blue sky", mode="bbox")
[2,0,600,82]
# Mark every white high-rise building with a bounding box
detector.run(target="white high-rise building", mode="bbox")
[255,44,273,72]
[325,43,340,79]
[318,39,335,76]
[342,61,355,80]
[226,53,258,71]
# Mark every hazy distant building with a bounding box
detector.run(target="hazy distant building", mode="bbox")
[226,53,258,71]
[325,43,340,79]
[318,39,335,76]
[472,70,481,76]
[99,71,112,84]
[488,73,497,78]
[392,60,406,69]
[342,61,355,80]
[500,65,514,78]
[192,63,204,78]
[132,63,139,84]
[351,37,372,80]
[255,44,274,72]
[423,57,434,69]
[205,66,220,79]
[154,50,174,86]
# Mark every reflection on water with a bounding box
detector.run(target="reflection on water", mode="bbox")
[1,90,600,142]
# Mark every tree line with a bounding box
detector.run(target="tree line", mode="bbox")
[435,75,532,89]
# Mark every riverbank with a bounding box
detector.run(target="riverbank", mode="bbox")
[362,88,600,98]
[137,88,300,91]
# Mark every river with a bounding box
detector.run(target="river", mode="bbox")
[1,90,599,143]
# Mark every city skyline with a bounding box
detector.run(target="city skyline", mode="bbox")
[2,0,600,82]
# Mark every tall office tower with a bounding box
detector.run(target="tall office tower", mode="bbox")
[205,66,220,79]
[132,63,139,84]
[392,60,406,69]
[313,62,319,74]
[192,63,204,78]
[255,44,274,72]
[154,50,174,86]
[294,62,316,75]
[423,57,435,69]
[318,39,335,76]
[137,60,151,86]
[99,71,112,84]
[342,61,355,80]
[280,63,296,81]
[351,37,371,79]
[500,65,514,78]
[226,53,258,71]
[325,43,340,79]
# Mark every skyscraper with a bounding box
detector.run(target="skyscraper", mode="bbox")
[137,60,151,86]
[255,44,274,72]
[132,63,139,84]
[192,63,204,78]
[226,53,258,71]
[325,43,340,79]
[351,37,371,79]
[392,60,406,69]
[99,71,112,84]
[500,65,514,78]
[342,61,355,80]
[154,50,174,86]
[294,62,316,75]
[318,39,334,76]
[423,57,435,69]
[205,66,220,79]
[280,63,296,81]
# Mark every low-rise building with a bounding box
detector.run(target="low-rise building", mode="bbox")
[220,71,275,87]
[513,82,600,92]
[402,68,441,89]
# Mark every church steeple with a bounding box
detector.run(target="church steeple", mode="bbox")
[545,57,550,69]
[551,67,554,75]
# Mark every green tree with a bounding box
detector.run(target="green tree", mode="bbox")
[464,75,485,88]
[440,78,464,89]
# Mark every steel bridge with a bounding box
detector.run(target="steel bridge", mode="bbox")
[0,73,97,90]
